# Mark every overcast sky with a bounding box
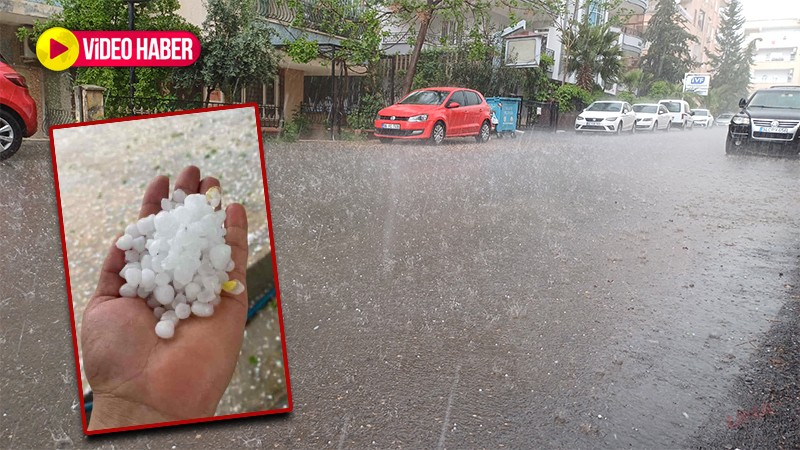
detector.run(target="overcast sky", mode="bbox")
[739,0,800,21]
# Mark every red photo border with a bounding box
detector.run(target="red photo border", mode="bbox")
[48,103,292,435]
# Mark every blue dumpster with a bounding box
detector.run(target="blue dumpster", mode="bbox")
[485,97,521,138]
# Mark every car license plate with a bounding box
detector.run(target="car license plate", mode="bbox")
[382,123,400,129]
[761,126,789,133]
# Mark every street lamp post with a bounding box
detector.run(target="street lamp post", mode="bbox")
[125,0,146,114]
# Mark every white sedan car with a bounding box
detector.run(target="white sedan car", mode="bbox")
[632,103,673,131]
[691,109,714,128]
[575,101,637,134]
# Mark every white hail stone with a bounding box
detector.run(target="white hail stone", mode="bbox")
[174,303,191,319]
[191,302,214,317]
[155,320,175,339]
[119,283,137,298]
[116,234,134,251]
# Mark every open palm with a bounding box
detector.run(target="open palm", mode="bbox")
[81,166,249,430]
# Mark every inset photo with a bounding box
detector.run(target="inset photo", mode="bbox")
[50,105,291,434]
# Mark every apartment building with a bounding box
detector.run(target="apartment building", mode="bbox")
[744,18,800,92]
[526,0,647,89]
[639,0,727,72]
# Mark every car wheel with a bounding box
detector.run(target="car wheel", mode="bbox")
[665,121,671,132]
[475,121,490,143]
[430,121,445,145]
[630,122,636,134]
[725,135,742,155]
[0,110,23,162]
[651,121,658,132]
[615,122,622,135]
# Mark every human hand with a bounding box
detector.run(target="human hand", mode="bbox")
[81,166,249,430]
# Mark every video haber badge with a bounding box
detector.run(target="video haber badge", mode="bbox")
[37,27,200,71]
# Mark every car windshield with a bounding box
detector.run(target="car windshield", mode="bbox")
[586,102,622,112]
[399,90,450,105]
[718,113,734,119]
[661,102,682,113]
[633,105,658,114]
[694,110,709,116]
[0,52,8,65]
[749,91,800,109]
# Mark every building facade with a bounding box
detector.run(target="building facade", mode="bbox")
[178,0,368,132]
[744,19,800,92]
[1,0,69,136]
[528,0,647,88]
[638,0,727,73]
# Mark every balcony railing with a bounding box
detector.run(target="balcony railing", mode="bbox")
[257,0,364,37]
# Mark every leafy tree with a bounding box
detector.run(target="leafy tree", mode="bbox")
[406,25,555,100]
[283,0,385,68]
[389,0,493,94]
[620,68,652,96]
[640,0,697,83]
[553,83,594,112]
[563,20,623,91]
[648,80,681,98]
[707,0,754,111]
[502,0,628,84]
[181,0,279,103]
[18,0,198,98]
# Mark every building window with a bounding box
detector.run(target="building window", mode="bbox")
[241,79,277,105]
[587,0,603,26]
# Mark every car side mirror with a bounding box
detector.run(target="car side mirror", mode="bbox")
[739,98,747,108]
[690,111,695,116]
[447,102,460,108]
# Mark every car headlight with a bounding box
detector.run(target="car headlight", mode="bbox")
[408,114,428,122]
[605,116,618,121]
[640,117,652,122]
[577,116,584,121]
[731,114,749,125]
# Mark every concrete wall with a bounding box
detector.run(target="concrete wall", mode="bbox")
[177,0,207,28]
[282,68,304,121]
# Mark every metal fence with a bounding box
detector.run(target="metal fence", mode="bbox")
[104,96,282,128]
[518,101,558,130]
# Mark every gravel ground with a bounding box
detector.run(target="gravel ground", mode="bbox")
[49,107,287,417]
[694,298,800,449]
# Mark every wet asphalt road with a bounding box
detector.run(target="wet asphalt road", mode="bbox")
[2,129,800,448]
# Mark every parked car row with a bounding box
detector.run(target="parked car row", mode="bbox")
[575,99,718,134]
[371,86,729,144]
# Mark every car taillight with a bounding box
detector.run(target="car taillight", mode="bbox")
[4,74,27,89]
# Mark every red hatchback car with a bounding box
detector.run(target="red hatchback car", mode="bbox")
[0,52,38,161]
[374,87,492,145]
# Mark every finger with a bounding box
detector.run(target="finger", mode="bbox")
[174,165,201,196]
[138,175,169,219]
[198,177,221,210]
[220,203,248,312]
[91,236,126,303]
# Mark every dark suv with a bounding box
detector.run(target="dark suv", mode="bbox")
[727,87,800,155]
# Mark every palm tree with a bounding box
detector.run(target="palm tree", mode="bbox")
[563,21,623,91]
[621,68,653,96]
